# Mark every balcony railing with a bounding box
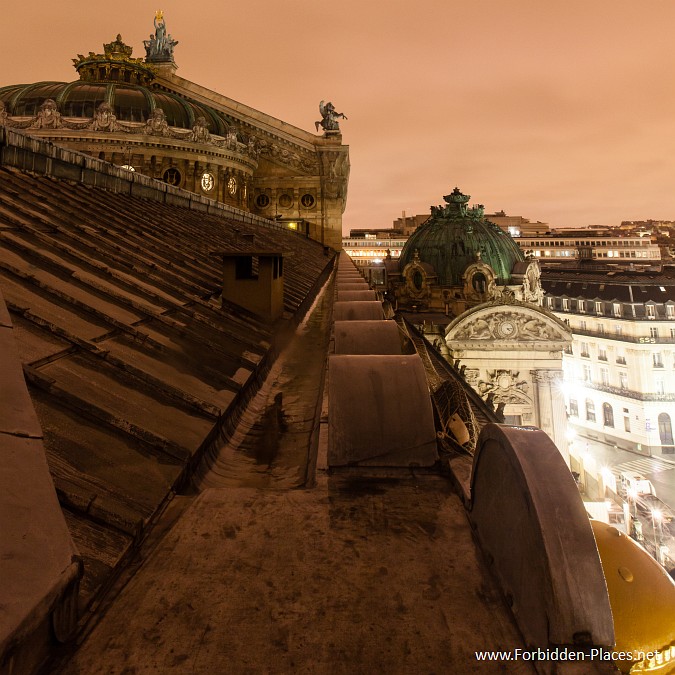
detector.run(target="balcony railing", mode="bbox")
[584,382,675,402]
[616,357,627,365]
[572,327,675,344]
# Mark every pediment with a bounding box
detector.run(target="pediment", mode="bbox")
[446,302,571,344]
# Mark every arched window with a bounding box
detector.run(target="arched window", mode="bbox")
[658,413,673,449]
[602,403,614,428]
[472,272,487,294]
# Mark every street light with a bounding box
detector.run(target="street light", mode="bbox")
[627,487,638,518]
[651,508,663,563]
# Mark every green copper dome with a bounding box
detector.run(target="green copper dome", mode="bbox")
[399,188,525,286]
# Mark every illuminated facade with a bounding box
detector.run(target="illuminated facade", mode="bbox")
[518,234,661,267]
[0,16,349,249]
[543,269,675,456]
[342,231,407,285]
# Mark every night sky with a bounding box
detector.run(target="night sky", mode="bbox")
[4,0,675,231]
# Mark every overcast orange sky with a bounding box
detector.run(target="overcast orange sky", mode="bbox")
[3,1,675,232]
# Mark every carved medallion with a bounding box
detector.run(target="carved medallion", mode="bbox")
[201,172,215,192]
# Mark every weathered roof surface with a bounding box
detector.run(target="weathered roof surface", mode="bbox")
[541,268,675,303]
[58,480,536,675]
[0,165,332,606]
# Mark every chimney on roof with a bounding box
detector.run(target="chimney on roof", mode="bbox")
[214,249,285,321]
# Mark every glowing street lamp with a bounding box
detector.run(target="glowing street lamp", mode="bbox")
[627,486,638,518]
[652,509,663,563]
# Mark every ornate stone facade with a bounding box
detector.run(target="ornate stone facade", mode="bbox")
[0,16,348,250]
[390,189,572,455]
[445,301,572,455]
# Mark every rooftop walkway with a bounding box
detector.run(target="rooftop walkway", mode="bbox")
[55,272,536,675]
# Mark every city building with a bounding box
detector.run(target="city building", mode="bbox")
[383,188,572,455]
[484,210,550,237]
[517,232,661,268]
[542,266,675,456]
[341,229,408,284]
[0,14,349,249]
[391,211,429,235]
[1,18,674,675]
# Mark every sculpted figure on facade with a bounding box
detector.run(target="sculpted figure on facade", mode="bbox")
[190,116,210,143]
[30,99,63,129]
[315,100,347,133]
[89,102,120,132]
[226,127,240,150]
[476,370,531,405]
[454,309,564,343]
[144,108,171,137]
[144,11,178,61]
[521,261,544,304]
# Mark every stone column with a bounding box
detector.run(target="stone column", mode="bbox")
[533,369,569,461]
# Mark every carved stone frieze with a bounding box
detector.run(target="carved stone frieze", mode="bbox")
[29,99,63,130]
[88,102,120,132]
[454,311,557,341]
[533,369,564,384]
[256,136,317,172]
[476,369,531,405]
[189,116,210,143]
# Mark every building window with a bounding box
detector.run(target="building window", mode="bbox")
[586,399,596,422]
[659,413,674,448]
[666,304,674,319]
[653,352,664,368]
[646,304,656,319]
[583,364,592,382]
[603,403,614,428]
[562,298,569,311]
[580,341,590,358]
[598,347,607,361]
[613,303,621,317]
[580,320,587,331]
[616,352,626,365]
[578,300,586,313]
[650,327,659,338]
[595,301,603,314]
[569,399,578,417]
[615,325,623,336]
[255,193,270,208]
[656,378,665,395]
[600,368,609,386]
[619,372,628,389]
[624,414,631,433]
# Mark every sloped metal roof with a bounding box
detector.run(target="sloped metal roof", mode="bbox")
[0,165,332,606]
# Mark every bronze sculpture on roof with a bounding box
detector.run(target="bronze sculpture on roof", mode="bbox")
[144,10,178,62]
[315,101,347,134]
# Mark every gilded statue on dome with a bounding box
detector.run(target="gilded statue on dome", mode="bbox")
[144,11,178,61]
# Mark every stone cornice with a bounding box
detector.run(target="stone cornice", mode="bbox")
[154,74,320,150]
